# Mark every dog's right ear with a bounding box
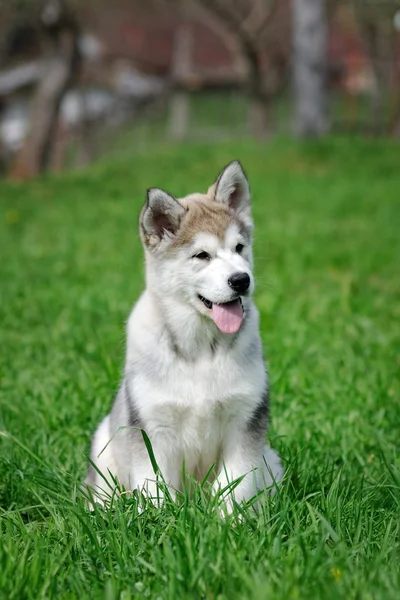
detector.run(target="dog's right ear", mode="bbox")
[140,188,185,248]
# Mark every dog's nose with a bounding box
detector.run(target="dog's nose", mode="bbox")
[228,272,250,294]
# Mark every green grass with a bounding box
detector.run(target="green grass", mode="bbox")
[0,137,399,599]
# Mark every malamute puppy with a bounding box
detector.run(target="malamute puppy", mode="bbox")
[85,161,282,511]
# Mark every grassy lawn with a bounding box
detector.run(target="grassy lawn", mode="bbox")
[0,138,399,599]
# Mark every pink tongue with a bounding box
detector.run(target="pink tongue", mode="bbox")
[212,300,244,334]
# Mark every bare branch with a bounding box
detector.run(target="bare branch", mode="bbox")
[197,0,244,33]
[254,0,279,38]
[241,0,278,37]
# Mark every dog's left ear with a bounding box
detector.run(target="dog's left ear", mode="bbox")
[214,161,251,224]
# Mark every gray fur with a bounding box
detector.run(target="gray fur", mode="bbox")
[246,388,270,439]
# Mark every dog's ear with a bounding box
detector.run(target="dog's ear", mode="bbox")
[140,188,185,248]
[214,161,251,224]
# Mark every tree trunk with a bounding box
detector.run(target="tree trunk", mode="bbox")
[10,28,79,180]
[389,56,400,137]
[241,37,270,138]
[168,23,192,141]
[292,0,328,137]
[249,97,270,138]
[358,19,393,136]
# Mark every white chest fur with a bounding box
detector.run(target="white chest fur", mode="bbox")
[126,317,266,479]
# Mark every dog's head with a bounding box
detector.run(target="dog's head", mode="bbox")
[139,161,254,334]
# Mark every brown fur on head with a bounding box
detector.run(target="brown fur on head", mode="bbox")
[140,160,252,251]
[171,198,234,247]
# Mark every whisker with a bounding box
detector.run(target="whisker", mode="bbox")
[254,281,277,293]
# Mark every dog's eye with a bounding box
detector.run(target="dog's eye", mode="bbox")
[235,244,244,254]
[193,251,211,261]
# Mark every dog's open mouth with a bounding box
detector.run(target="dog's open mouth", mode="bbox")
[198,295,244,334]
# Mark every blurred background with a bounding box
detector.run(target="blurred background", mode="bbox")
[0,0,399,179]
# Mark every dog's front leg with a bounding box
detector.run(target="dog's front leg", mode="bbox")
[133,459,166,507]
[212,436,282,515]
[132,440,180,507]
